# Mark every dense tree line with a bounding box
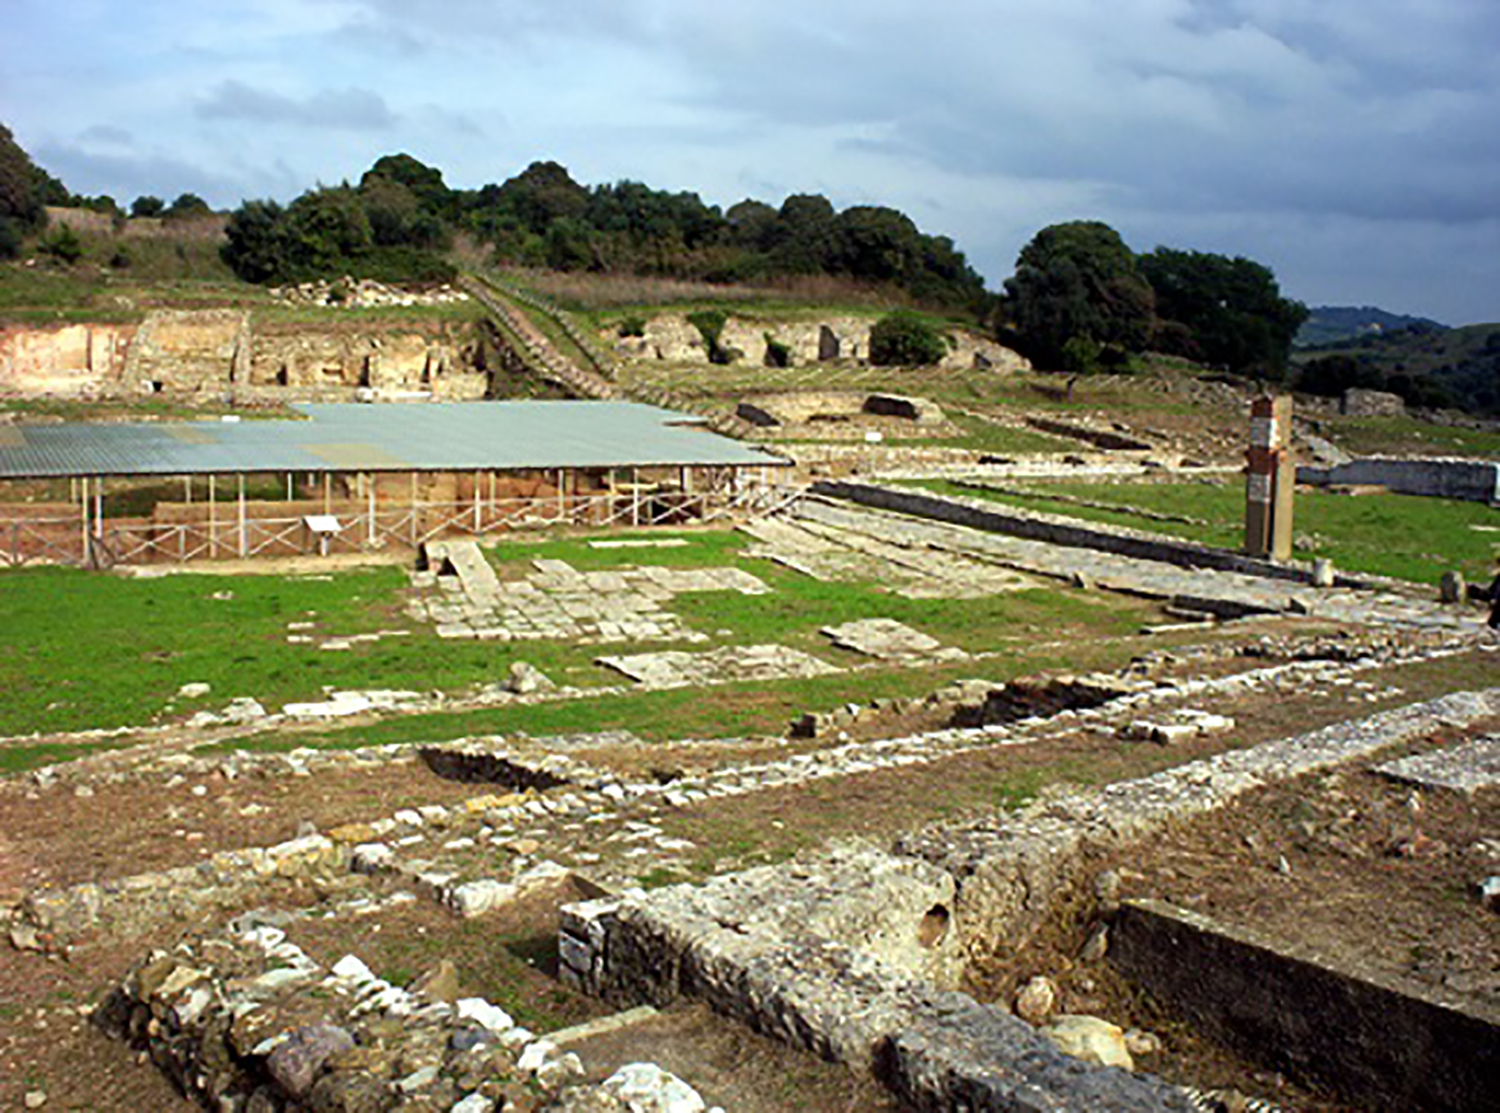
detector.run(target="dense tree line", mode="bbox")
[999,219,1308,381]
[3,125,1326,383]
[220,154,989,310]
[1294,352,1455,410]
[0,123,57,258]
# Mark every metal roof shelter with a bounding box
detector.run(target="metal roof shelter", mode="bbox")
[0,402,795,568]
[0,401,785,479]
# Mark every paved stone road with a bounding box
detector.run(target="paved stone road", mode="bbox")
[407,558,769,644]
[792,495,1488,633]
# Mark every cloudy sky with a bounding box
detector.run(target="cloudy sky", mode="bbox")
[5,0,1497,323]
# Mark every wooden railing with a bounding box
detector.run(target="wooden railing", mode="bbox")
[0,486,803,568]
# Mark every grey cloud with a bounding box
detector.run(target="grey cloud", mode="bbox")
[340,0,646,46]
[30,141,259,209]
[77,124,135,147]
[195,80,397,130]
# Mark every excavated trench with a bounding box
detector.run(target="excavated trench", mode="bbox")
[417,747,573,791]
[559,685,1500,1111]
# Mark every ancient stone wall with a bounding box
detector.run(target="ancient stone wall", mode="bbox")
[44,206,228,240]
[2,311,489,403]
[612,313,1029,371]
[0,322,133,396]
[122,309,250,398]
[245,327,487,402]
[811,479,1370,587]
[1340,387,1406,417]
[1297,456,1500,504]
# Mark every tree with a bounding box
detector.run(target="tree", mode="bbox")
[869,310,947,366]
[1003,221,1155,385]
[770,193,836,274]
[130,195,165,218]
[39,224,83,264]
[1139,247,1307,377]
[725,199,779,252]
[164,192,212,219]
[360,153,454,220]
[221,199,291,283]
[494,160,589,234]
[284,187,372,274]
[0,122,49,257]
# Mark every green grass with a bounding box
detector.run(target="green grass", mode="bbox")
[0,740,134,775]
[0,565,602,737]
[1323,416,1500,460]
[0,267,136,325]
[919,478,1500,584]
[199,585,1150,757]
[903,413,1078,455]
[484,529,749,574]
[0,524,1153,745]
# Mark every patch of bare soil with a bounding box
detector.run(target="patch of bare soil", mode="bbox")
[1122,723,1500,1005]
[0,883,327,1112]
[565,1002,900,1112]
[966,719,1500,1112]
[290,876,613,1036]
[0,939,197,1112]
[0,759,488,897]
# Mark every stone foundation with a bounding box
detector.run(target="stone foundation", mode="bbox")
[1297,456,1500,504]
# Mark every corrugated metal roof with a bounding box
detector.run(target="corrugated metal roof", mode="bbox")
[0,402,786,478]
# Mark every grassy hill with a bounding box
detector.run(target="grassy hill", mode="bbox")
[1295,321,1500,413]
[1295,305,1447,348]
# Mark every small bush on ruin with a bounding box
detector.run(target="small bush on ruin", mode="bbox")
[869,309,946,366]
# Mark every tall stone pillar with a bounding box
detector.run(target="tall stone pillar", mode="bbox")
[1245,394,1295,560]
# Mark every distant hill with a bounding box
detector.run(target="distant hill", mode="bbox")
[1295,305,1447,348]
[1294,320,1500,414]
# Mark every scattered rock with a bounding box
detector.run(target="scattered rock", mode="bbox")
[1123,1028,1163,1057]
[1013,975,1058,1025]
[1477,876,1500,912]
[1080,923,1110,963]
[1042,1015,1134,1070]
[408,960,460,1003]
[1440,570,1467,604]
[177,682,212,698]
[10,924,44,952]
[1094,869,1122,915]
[507,660,556,695]
[598,1062,707,1113]
[23,1091,46,1109]
[266,1024,356,1099]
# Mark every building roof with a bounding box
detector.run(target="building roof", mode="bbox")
[0,401,785,479]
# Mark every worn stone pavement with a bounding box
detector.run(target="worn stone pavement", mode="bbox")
[406,557,769,644]
[787,495,1488,632]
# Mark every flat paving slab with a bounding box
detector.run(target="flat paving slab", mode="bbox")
[821,617,968,663]
[408,559,769,644]
[1377,734,1500,793]
[594,644,841,687]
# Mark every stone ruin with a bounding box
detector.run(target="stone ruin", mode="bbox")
[0,303,489,404]
[735,390,953,439]
[610,312,1029,372]
[3,475,1499,1109]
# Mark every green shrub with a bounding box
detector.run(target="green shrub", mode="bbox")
[0,216,20,260]
[869,309,946,366]
[617,315,647,338]
[763,333,792,368]
[39,225,83,264]
[687,308,736,364]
